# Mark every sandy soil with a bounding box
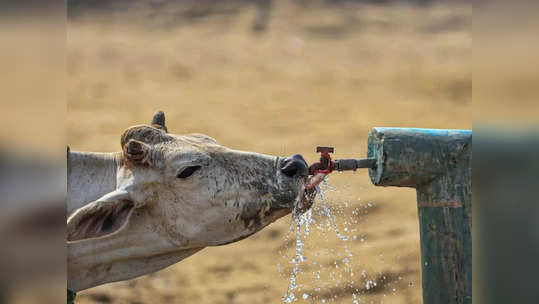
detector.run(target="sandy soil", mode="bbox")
[68,1,470,303]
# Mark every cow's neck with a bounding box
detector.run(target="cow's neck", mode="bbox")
[67,150,122,215]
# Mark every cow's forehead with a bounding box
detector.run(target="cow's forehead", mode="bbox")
[154,133,221,157]
[177,133,217,145]
[167,133,218,147]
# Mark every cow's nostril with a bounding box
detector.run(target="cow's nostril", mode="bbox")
[280,155,308,178]
[281,161,299,177]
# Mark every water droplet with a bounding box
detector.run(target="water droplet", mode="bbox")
[365,280,373,290]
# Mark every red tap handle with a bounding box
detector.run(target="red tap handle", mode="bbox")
[309,146,335,175]
[315,153,334,174]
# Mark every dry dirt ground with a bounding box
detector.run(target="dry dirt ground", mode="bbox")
[68,1,471,303]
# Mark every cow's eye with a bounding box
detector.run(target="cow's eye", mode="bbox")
[176,166,201,179]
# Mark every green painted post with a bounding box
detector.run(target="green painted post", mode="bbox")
[367,127,472,304]
[67,289,76,304]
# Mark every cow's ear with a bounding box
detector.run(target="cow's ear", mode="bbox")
[67,190,135,242]
[123,139,151,166]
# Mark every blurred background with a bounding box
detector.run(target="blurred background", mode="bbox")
[65,1,470,304]
[0,0,495,303]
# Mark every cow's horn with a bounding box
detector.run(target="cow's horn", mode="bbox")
[151,110,167,132]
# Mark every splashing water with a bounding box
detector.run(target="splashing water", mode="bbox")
[282,207,308,303]
[281,178,363,303]
[319,187,349,242]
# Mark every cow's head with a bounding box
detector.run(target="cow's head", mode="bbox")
[67,111,312,249]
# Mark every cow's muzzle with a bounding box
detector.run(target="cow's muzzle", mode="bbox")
[278,154,319,214]
[279,154,309,178]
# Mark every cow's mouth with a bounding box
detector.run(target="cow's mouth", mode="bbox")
[295,186,315,215]
[274,154,327,215]
[294,174,324,215]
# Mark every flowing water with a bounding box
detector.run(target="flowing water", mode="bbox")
[280,178,364,303]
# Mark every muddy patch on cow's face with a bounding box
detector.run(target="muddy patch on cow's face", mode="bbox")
[240,202,265,229]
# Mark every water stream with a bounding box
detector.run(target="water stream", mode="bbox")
[281,179,362,303]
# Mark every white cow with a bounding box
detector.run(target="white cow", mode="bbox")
[67,111,313,292]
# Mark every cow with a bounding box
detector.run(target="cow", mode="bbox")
[67,111,314,293]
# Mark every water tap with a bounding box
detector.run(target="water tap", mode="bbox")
[305,146,376,190]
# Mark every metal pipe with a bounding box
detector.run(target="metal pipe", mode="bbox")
[334,158,377,171]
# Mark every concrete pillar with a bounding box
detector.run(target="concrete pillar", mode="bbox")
[367,127,472,304]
